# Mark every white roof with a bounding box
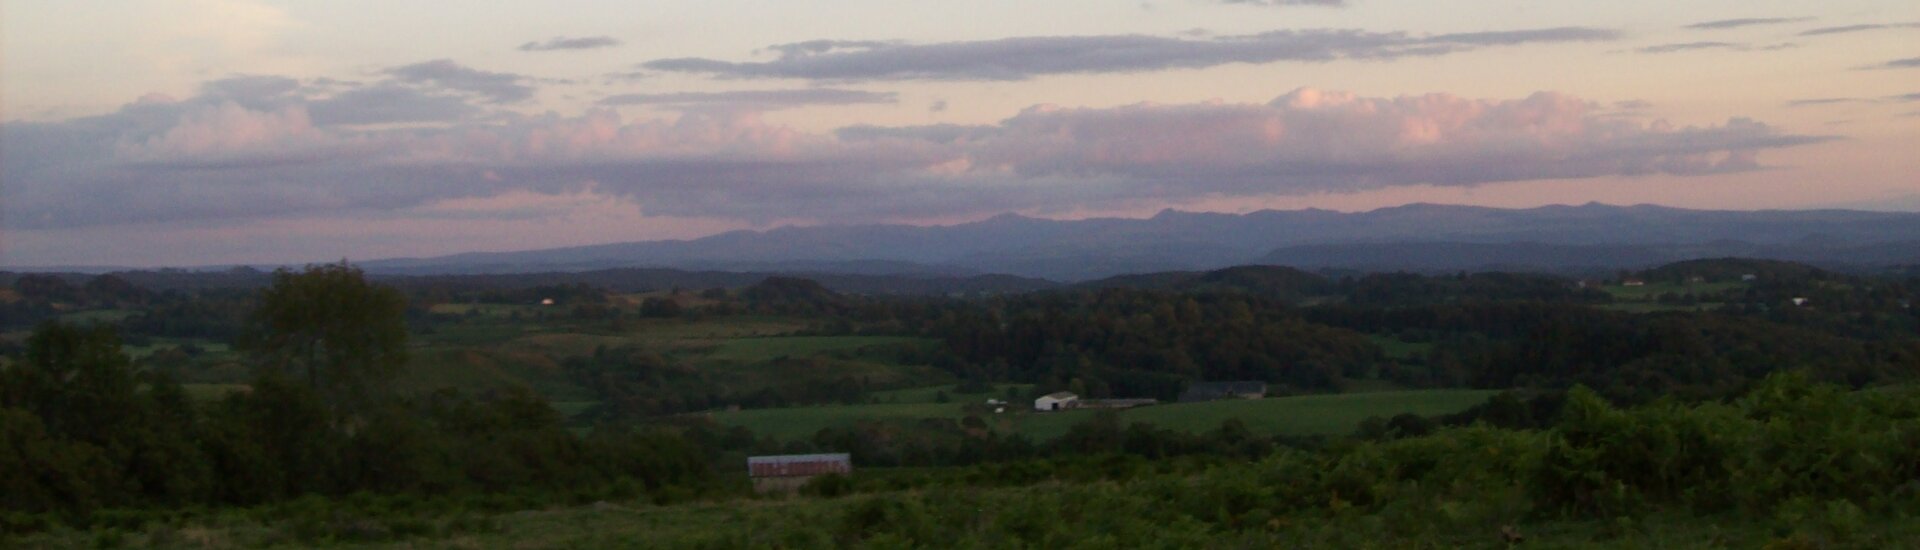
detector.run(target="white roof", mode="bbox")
[1040,391,1078,400]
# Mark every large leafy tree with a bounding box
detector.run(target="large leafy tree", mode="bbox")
[241,262,408,403]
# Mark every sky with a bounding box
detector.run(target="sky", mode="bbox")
[2,0,1916,267]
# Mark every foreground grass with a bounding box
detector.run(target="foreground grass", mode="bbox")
[13,481,1913,549]
[15,380,1917,549]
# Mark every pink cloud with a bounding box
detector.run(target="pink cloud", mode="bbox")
[948,89,1809,190]
[8,85,1829,232]
[114,102,354,167]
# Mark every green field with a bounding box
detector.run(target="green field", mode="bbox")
[713,388,1500,442]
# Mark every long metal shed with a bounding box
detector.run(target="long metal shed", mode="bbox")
[748,453,852,492]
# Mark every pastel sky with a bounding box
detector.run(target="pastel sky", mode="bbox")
[3,0,1916,267]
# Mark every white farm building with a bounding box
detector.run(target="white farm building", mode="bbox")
[1035,391,1078,411]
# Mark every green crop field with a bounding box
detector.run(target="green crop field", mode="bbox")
[713,388,1499,442]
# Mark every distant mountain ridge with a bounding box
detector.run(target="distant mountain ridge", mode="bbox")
[355,203,1920,280]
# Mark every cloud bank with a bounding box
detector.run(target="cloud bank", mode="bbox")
[1634,42,1795,54]
[598,88,898,110]
[387,59,536,103]
[519,36,622,51]
[1220,0,1348,7]
[1684,17,1813,30]
[4,78,1829,233]
[1799,23,1920,36]
[1863,56,1920,70]
[643,27,1619,81]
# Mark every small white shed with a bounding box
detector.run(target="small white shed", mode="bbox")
[1035,391,1078,411]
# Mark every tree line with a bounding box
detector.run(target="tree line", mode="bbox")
[0,264,718,527]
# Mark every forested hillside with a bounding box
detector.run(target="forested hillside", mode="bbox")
[3,258,1917,547]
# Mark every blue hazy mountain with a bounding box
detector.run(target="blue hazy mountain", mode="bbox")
[358,203,1920,280]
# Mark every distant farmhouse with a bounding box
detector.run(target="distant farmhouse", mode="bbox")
[1035,391,1078,411]
[1179,381,1267,403]
[748,453,851,493]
